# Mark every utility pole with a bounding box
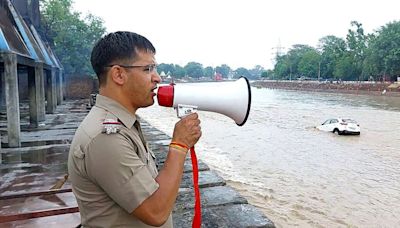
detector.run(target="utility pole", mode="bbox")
[271,39,285,81]
[271,39,285,63]
[318,61,321,81]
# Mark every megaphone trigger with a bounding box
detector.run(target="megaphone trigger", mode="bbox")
[176,104,198,118]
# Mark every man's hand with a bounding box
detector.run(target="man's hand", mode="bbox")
[132,113,202,226]
[172,113,202,148]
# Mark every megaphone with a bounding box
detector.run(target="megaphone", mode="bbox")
[157,77,251,126]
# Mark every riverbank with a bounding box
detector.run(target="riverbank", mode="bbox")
[0,100,274,227]
[251,80,400,97]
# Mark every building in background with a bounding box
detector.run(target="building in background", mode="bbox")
[0,0,63,147]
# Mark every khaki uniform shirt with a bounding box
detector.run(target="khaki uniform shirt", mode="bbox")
[68,95,173,227]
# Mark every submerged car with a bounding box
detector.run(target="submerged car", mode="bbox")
[316,118,360,135]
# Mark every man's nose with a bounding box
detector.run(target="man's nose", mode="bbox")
[152,71,161,83]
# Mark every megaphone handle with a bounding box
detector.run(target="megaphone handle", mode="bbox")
[176,104,198,118]
[190,146,202,228]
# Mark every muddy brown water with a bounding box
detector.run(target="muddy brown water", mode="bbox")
[138,87,400,227]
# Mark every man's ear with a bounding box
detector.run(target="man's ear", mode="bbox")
[110,66,126,86]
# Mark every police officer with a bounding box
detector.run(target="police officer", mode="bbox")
[68,31,201,227]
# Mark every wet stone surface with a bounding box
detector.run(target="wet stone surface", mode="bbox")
[0,212,81,228]
[180,170,225,189]
[0,100,275,227]
[174,185,248,212]
[173,204,275,228]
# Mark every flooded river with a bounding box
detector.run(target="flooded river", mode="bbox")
[137,87,400,227]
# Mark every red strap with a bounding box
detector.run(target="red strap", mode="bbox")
[190,146,201,228]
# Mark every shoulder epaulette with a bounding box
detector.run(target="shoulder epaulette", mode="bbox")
[102,118,121,134]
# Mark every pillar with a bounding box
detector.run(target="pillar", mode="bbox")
[0,69,6,110]
[56,68,63,104]
[28,62,46,126]
[45,68,56,114]
[0,70,3,159]
[62,70,65,101]
[3,53,21,147]
[0,131,2,163]
[35,62,45,121]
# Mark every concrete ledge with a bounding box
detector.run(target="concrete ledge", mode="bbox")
[181,170,226,188]
[175,186,247,212]
[173,204,275,228]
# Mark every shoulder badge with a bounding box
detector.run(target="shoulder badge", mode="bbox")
[102,119,121,134]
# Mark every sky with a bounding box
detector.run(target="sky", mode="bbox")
[73,0,399,70]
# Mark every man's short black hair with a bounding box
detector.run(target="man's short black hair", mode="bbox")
[91,31,156,86]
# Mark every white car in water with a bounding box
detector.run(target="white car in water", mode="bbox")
[316,118,361,135]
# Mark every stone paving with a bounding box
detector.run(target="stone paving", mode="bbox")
[0,100,275,227]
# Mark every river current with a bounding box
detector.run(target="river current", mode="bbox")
[137,87,400,227]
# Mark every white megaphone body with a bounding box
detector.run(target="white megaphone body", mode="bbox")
[157,77,251,126]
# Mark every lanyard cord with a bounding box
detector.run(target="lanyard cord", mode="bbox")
[190,146,202,228]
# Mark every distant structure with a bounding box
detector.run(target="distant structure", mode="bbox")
[271,39,285,66]
[0,0,63,147]
[214,72,222,81]
[159,71,166,77]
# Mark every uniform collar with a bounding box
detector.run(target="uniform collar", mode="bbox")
[95,94,136,129]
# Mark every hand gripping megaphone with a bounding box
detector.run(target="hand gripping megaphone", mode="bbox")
[157,77,251,126]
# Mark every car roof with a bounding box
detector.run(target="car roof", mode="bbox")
[325,118,357,122]
[338,118,357,122]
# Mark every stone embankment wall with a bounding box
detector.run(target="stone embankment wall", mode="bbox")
[65,76,98,99]
[252,80,400,96]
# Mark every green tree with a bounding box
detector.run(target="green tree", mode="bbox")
[346,21,368,81]
[334,54,356,80]
[158,63,175,76]
[318,35,346,79]
[287,44,315,79]
[298,49,321,78]
[173,64,185,78]
[184,62,204,78]
[40,0,106,76]
[271,21,400,82]
[203,66,214,78]
[234,67,251,78]
[261,71,268,78]
[249,65,264,79]
[274,54,290,79]
[364,21,400,80]
[215,64,231,78]
[261,69,274,79]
